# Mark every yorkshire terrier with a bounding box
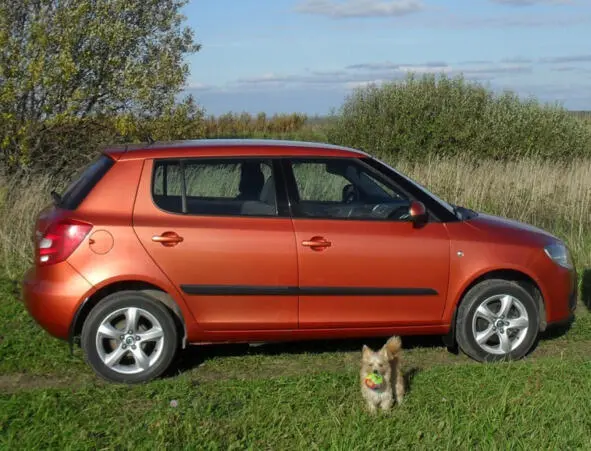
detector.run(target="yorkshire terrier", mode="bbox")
[360,335,405,413]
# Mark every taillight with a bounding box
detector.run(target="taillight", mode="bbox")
[36,219,93,266]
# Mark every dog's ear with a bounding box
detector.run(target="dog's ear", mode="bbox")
[362,344,372,357]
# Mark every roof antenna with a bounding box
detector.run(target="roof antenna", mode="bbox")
[146,134,155,145]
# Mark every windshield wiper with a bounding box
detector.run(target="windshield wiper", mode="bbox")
[452,204,478,220]
[50,190,62,206]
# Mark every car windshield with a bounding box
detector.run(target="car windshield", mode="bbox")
[369,157,458,216]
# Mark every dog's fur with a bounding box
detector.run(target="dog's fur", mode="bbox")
[360,336,405,413]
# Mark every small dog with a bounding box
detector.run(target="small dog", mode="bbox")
[360,335,405,413]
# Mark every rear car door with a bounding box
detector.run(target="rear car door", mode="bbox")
[133,157,298,331]
[283,157,451,329]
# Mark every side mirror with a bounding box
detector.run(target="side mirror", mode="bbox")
[409,200,428,228]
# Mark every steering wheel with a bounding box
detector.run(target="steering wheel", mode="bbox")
[387,205,411,220]
[342,184,359,204]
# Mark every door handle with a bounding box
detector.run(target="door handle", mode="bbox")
[152,232,184,247]
[301,236,331,250]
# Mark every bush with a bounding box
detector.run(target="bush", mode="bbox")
[203,112,308,137]
[327,73,591,161]
[2,98,206,179]
[2,107,332,179]
[0,0,199,172]
[201,112,328,142]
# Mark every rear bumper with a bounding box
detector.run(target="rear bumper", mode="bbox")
[22,262,93,340]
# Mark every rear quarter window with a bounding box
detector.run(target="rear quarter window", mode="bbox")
[59,155,115,210]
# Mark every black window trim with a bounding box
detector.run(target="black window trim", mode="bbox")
[149,156,291,219]
[280,156,456,223]
[59,154,115,210]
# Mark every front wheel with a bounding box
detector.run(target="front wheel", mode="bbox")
[455,280,539,362]
[81,291,179,383]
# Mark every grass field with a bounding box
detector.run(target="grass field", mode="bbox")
[2,277,591,449]
[1,153,591,449]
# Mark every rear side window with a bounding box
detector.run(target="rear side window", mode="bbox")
[152,158,277,217]
[59,155,115,210]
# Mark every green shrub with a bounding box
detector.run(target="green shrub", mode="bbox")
[2,98,206,179]
[327,73,591,161]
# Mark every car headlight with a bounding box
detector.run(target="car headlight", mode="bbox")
[544,242,573,269]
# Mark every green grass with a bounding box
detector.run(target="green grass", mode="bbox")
[0,280,87,376]
[3,277,591,449]
[3,357,591,449]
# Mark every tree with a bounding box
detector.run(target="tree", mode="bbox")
[0,0,201,170]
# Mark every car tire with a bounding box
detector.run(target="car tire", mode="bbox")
[81,291,179,383]
[455,279,540,362]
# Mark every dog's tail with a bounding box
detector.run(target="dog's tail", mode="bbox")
[385,335,402,359]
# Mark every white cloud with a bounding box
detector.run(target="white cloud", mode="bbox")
[188,54,591,113]
[432,13,590,28]
[186,82,214,91]
[295,0,423,18]
[224,60,534,94]
[185,56,591,114]
[540,54,591,64]
[490,0,573,5]
[346,61,446,70]
[345,80,386,89]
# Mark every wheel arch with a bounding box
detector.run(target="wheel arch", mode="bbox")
[69,280,188,353]
[444,268,546,348]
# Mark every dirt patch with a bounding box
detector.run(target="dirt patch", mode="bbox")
[0,373,98,394]
[2,339,591,394]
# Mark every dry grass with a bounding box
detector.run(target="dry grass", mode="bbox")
[0,173,58,279]
[393,156,591,265]
[203,112,309,137]
[0,157,589,279]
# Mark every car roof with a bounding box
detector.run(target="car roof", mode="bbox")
[103,139,369,161]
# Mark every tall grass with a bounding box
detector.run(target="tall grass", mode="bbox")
[390,156,591,270]
[570,111,591,121]
[1,157,589,279]
[0,173,58,279]
[203,112,308,137]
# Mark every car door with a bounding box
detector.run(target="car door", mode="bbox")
[133,157,298,331]
[283,157,451,329]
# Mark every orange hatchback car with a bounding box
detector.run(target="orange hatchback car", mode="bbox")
[23,139,576,383]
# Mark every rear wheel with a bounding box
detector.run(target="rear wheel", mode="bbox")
[455,279,539,362]
[81,291,179,383]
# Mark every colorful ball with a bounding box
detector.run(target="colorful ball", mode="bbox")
[364,373,384,389]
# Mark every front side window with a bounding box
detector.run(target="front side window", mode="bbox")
[288,158,412,221]
[152,158,277,216]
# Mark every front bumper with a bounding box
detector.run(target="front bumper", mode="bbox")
[538,257,578,327]
[546,280,577,330]
[22,262,93,340]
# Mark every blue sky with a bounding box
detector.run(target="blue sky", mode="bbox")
[181,0,591,116]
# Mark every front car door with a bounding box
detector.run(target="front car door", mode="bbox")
[282,156,451,329]
[133,156,298,331]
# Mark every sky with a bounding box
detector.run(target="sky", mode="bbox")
[181,0,591,116]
